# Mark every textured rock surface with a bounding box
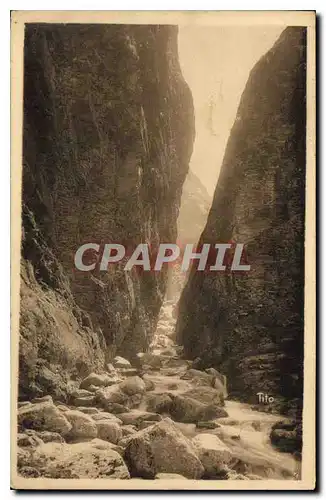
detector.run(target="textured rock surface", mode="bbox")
[124,418,204,478]
[192,433,232,478]
[176,27,306,413]
[18,401,72,435]
[20,24,194,399]
[20,440,130,479]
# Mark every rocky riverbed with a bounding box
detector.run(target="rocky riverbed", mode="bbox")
[16,302,301,481]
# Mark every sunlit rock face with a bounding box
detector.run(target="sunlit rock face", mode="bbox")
[20,24,194,398]
[176,27,306,414]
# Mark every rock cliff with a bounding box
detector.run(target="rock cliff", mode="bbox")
[176,27,306,415]
[20,24,194,399]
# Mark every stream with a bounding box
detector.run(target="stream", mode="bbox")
[145,299,301,481]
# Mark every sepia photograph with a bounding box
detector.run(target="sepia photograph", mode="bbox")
[10,10,316,490]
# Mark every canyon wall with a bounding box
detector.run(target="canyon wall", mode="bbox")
[176,27,306,414]
[20,24,194,399]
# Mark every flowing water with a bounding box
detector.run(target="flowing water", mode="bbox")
[146,299,300,481]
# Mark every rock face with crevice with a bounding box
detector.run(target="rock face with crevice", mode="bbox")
[20,24,194,400]
[176,27,306,415]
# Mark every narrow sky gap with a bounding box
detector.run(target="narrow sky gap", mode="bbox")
[177,26,284,195]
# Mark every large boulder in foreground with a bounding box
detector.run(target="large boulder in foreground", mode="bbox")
[124,418,204,479]
[192,433,233,478]
[18,401,72,435]
[23,440,130,478]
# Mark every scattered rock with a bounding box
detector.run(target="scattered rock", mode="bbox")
[270,428,301,453]
[95,385,129,408]
[18,401,72,435]
[64,410,97,440]
[33,431,65,444]
[95,420,122,444]
[192,433,232,478]
[170,394,224,423]
[28,441,130,478]
[181,369,214,387]
[147,394,172,414]
[104,403,129,414]
[17,432,43,447]
[56,404,70,412]
[118,410,162,426]
[80,373,112,390]
[91,412,122,425]
[18,466,41,478]
[124,418,204,479]
[73,396,95,407]
[31,395,53,404]
[121,425,137,437]
[70,388,94,400]
[113,356,131,369]
[143,377,155,392]
[182,386,225,407]
[119,376,146,396]
[76,407,99,415]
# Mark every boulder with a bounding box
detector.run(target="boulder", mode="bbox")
[143,377,155,392]
[118,410,162,426]
[182,386,225,406]
[70,388,94,400]
[64,410,97,440]
[170,395,224,423]
[92,412,122,425]
[104,403,129,414]
[18,466,41,478]
[56,404,70,412]
[121,425,137,437]
[73,396,95,407]
[270,428,301,453]
[80,373,112,390]
[76,407,99,415]
[17,432,43,447]
[18,401,72,435]
[31,395,53,404]
[124,418,204,479]
[33,431,65,443]
[181,369,214,387]
[113,356,131,369]
[95,420,122,444]
[27,441,130,478]
[147,394,173,414]
[119,376,146,396]
[192,433,232,478]
[95,385,129,408]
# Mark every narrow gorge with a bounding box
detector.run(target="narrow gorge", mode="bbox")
[17,24,305,482]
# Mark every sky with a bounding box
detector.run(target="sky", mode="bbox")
[177,26,285,195]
